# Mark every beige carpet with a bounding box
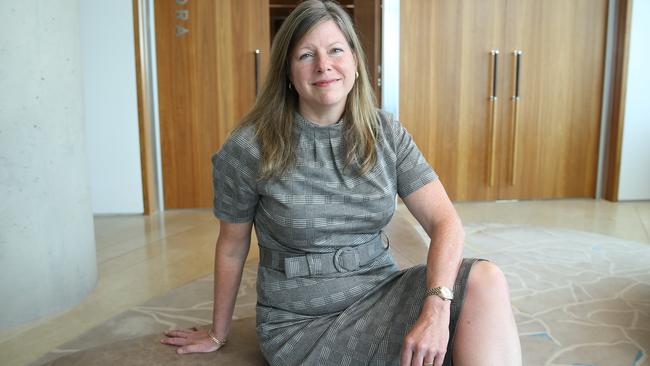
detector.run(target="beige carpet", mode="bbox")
[34,223,650,366]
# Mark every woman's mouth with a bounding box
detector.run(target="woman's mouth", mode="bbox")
[313,79,340,87]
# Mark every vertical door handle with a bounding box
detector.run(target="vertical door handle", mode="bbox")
[487,50,499,187]
[254,49,261,96]
[513,50,522,99]
[491,50,499,99]
[509,50,522,185]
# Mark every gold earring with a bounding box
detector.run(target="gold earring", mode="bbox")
[356,71,359,79]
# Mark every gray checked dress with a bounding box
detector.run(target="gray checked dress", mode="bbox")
[212,110,479,366]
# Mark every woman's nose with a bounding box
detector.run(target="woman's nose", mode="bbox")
[315,54,332,73]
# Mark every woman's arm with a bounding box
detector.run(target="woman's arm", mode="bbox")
[161,220,253,354]
[399,179,464,366]
[211,220,253,339]
[403,179,464,307]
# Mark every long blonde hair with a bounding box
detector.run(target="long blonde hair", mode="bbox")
[237,0,378,179]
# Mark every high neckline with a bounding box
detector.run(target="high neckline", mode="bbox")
[294,112,344,132]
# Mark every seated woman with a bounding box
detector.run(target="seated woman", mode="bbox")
[161,1,522,365]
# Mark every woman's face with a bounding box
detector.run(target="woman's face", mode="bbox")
[289,20,357,122]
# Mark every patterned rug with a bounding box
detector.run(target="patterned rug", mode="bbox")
[460,224,650,366]
[35,223,650,366]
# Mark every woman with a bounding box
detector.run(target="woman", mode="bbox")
[161,1,521,365]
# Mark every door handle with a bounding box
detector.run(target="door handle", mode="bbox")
[513,50,522,99]
[487,50,499,187]
[491,50,499,99]
[254,49,260,96]
[509,50,522,185]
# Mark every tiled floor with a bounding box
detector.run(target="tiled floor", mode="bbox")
[0,199,648,366]
[454,199,650,243]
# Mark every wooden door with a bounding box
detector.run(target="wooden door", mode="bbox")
[498,0,607,199]
[400,0,607,201]
[354,0,382,100]
[400,0,506,201]
[155,0,270,208]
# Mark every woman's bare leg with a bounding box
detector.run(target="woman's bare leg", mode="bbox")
[452,261,522,365]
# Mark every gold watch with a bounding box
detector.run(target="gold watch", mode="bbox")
[425,286,454,301]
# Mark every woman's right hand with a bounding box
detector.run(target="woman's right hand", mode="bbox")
[160,326,225,354]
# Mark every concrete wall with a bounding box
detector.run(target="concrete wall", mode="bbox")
[0,0,97,330]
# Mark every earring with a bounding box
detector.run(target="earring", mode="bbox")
[356,71,359,79]
[288,82,292,90]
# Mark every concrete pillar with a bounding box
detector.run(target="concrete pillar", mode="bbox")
[0,0,97,330]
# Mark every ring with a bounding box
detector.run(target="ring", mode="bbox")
[423,363,433,366]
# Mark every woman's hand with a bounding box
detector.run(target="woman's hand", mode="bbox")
[161,326,225,354]
[400,298,451,366]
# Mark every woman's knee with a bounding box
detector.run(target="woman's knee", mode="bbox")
[466,261,510,300]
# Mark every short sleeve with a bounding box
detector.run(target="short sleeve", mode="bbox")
[385,113,438,198]
[212,128,260,223]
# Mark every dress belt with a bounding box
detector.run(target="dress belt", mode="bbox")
[258,232,390,278]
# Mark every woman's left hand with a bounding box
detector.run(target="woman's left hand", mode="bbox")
[400,298,451,366]
[161,326,224,354]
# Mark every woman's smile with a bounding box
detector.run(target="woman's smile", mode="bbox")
[312,78,340,87]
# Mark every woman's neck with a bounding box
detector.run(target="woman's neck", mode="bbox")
[297,102,344,126]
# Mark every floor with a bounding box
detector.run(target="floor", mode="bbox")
[0,199,648,366]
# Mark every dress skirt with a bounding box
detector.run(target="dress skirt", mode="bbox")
[256,253,481,366]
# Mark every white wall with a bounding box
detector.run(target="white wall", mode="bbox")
[618,0,650,200]
[382,0,400,117]
[80,0,144,213]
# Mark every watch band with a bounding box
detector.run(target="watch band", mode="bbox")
[424,286,454,301]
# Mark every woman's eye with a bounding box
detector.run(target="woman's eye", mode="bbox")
[298,53,313,61]
[331,47,344,54]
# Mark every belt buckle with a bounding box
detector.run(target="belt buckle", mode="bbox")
[380,231,390,249]
[333,247,360,273]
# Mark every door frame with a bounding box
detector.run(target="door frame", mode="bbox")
[133,0,164,214]
[603,0,633,201]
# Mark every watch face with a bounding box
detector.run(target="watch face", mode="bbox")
[440,287,453,299]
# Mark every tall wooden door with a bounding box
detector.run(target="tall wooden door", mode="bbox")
[400,0,506,201]
[155,1,269,208]
[498,0,607,199]
[400,0,607,201]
